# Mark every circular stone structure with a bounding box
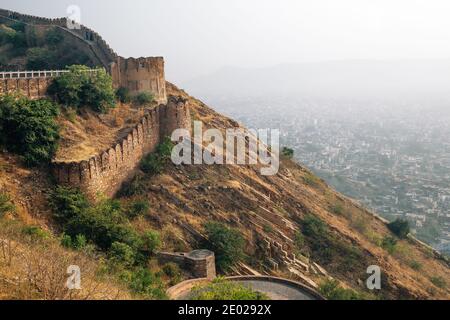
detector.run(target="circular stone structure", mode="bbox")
[167,276,324,300]
[187,249,214,259]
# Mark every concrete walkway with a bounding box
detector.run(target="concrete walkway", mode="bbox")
[234,279,317,300]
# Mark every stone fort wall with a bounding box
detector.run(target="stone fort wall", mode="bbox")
[110,57,167,104]
[0,9,165,101]
[0,77,52,98]
[51,96,191,199]
[157,250,217,279]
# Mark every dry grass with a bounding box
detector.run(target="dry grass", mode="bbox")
[54,103,149,162]
[0,220,130,300]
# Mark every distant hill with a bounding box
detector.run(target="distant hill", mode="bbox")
[183,60,450,100]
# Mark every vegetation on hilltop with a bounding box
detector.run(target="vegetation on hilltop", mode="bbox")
[48,186,174,299]
[203,222,246,272]
[48,65,116,113]
[0,22,91,70]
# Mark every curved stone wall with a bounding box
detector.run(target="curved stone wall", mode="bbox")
[51,96,191,199]
[0,8,118,67]
[167,276,325,300]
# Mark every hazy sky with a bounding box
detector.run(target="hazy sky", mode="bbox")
[2,0,450,82]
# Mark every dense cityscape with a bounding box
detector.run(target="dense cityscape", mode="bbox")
[208,95,450,255]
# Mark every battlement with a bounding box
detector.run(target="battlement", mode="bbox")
[51,96,191,199]
[110,57,167,104]
[0,8,167,102]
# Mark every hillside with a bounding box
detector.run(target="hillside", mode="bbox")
[0,9,448,301]
[0,81,448,299]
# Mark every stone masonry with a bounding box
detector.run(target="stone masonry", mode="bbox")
[0,9,165,101]
[51,96,191,199]
[157,250,217,279]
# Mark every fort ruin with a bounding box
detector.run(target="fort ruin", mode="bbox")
[0,9,167,103]
[0,9,187,198]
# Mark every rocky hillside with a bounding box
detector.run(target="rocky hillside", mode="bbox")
[1,81,448,300]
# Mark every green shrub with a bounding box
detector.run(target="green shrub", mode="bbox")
[331,203,344,215]
[115,87,131,103]
[301,214,366,273]
[141,230,161,254]
[118,173,147,197]
[204,222,245,272]
[110,242,136,267]
[45,27,64,46]
[0,95,60,166]
[162,262,182,285]
[140,137,174,175]
[9,21,26,32]
[50,187,142,252]
[125,268,167,299]
[73,234,87,249]
[281,147,294,159]
[61,233,73,248]
[319,279,362,300]
[409,260,422,271]
[6,28,27,48]
[381,236,397,254]
[22,225,49,240]
[127,199,150,218]
[162,262,181,278]
[263,224,273,233]
[26,47,54,69]
[430,276,447,289]
[60,233,87,250]
[303,173,321,187]
[190,277,268,300]
[387,219,410,239]
[302,214,327,238]
[48,65,116,113]
[294,231,305,250]
[134,92,154,106]
[0,192,15,218]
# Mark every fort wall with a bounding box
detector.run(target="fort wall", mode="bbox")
[157,250,217,279]
[110,57,167,104]
[51,96,191,199]
[0,77,52,98]
[0,9,165,100]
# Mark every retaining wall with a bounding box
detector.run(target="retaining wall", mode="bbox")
[51,96,191,199]
[157,250,216,279]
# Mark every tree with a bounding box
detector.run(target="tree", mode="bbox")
[387,219,410,239]
[26,47,54,70]
[134,92,154,106]
[0,95,60,166]
[281,147,294,159]
[48,65,116,113]
[203,222,245,271]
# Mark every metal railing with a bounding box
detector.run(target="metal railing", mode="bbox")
[0,69,101,80]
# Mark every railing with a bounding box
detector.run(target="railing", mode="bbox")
[0,69,101,80]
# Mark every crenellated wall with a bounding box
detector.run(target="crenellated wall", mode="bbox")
[0,8,166,101]
[51,96,191,199]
